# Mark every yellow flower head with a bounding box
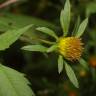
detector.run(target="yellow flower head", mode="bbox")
[58,37,83,61]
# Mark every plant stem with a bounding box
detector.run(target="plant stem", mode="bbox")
[37,38,55,45]
[0,0,18,9]
[20,35,55,45]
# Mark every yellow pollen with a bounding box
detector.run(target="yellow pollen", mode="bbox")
[58,37,83,61]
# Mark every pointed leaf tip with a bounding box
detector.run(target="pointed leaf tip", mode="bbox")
[36,27,58,40]
[0,24,33,51]
[58,55,64,74]
[60,0,71,36]
[64,61,79,88]
[75,18,88,37]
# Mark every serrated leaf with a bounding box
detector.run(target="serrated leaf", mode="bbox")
[60,0,70,36]
[64,61,79,88]
[79,58,89,70]
[0,24,33,51]
[75,18,88,37]
[36,27,58,40]
[0,64,35,96]
[22,45,47,52]
[58,55,64,74]
[47,44,57,53]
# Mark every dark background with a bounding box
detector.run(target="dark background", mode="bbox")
[0,0,96,96]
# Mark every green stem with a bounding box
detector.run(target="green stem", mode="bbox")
[20,35,55,45]
[37,38,55,45]
[91,67,96,82]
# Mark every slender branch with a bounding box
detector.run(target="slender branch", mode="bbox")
[0,0,18,9]
[20,35,55,45]
[37,38,55,45]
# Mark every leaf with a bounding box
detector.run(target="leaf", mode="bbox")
[60,0,70,36]
[58,55,64,74]
[22,45,47,52]
[47,44,57,53]
[75,18,88,37]
[72,16,80,36]
[0,64,35,96]
[64,61,79,88]
[36,27,58,40]
[79,58,89,70]
[0,13,56,32]
[0,24,33,51]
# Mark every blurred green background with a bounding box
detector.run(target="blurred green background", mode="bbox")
[0,0,96,96]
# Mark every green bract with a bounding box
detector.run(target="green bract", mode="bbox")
[60,0,70,36]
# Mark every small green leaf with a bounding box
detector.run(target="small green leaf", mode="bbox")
[0,64,35,96]
[79,58,89,70]
[72,16,80,36]
[47,44,57,53]
[60,0,70,36]
[58,55,64,74]
[36,27,58,40]
[64,61,79,88]
[0,24,33,51]
[22,45,47,52]
[75,18,88,37]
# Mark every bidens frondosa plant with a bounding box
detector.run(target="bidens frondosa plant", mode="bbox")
[22,0,88,88]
